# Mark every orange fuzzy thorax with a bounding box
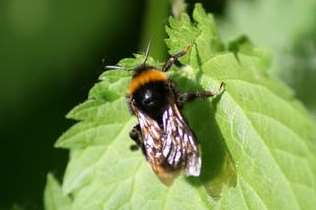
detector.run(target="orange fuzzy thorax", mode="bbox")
[128,69,167,94]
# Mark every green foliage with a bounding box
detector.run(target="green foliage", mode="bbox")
[45,4,316,210]
[44,174,72,210]
[221,0,316,115]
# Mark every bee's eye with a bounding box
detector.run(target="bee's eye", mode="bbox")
[143,96,154,106]
[143,90,159,107]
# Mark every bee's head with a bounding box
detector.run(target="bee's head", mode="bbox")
[132,64,156,78]
[132,81,169,119]
[105,40,156,78]
[128,66,169,119]
[128,67,167,95]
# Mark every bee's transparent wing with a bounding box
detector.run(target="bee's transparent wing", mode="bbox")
[134,103,201,180]
[162,104,201,176]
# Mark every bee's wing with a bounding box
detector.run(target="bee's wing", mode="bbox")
[135,110,165,171]
[134,103,201,180]
[162,103,201,176]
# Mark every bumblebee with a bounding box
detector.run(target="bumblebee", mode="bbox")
[125,46,223,183]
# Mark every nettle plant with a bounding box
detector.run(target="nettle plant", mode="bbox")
[44,4,316,210]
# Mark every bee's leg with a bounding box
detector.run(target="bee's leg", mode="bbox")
[129,124,148,158]
[176,82,224,107]
[129,124,142,149]
[162,45,192,72]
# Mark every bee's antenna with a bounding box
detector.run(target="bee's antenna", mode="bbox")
[143,40,151,65]
[102,57,122,71]
[104,65,122,70]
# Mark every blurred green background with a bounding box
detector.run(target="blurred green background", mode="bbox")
[0,0,315,209]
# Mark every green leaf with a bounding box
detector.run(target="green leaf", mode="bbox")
[165,4,223,67]
[45,4,316,210]
[44,174,72,210]
[220,0,316,116]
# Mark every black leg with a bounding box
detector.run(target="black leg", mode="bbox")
[176,82,224,107]
[129,144,139,151]
[129,124,142,148]
[129,124,147,159]
[162,45,192,72]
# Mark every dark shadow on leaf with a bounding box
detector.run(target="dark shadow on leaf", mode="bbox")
[171,74,237,199]
[194,43,204,84]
